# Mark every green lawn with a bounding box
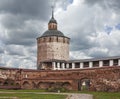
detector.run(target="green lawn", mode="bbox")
[93,92,120,99]
[80,91,120,99]
[0,89,67,99]
[0,93,67,99]
[0,89,120,99]
[0,89,47,92]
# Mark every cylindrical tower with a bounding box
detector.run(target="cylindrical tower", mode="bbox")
[37,11,70,69]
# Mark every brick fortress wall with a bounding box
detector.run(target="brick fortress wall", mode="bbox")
[0,66,120,92]
[21,66,120,92]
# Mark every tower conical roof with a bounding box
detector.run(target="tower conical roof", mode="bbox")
[42,30,64,37]
[48,17,57,24]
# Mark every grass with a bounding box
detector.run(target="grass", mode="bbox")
[80,91,120,99]
[92,92,120,99]
[0,89,47,92]
[0,89,67,99]
[0,93,67,99]
[0,89,120,99]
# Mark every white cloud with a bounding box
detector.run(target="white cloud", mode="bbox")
[56,0,120,59]
[0,0,120,69]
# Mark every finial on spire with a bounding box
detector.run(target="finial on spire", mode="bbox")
[48,0,57,30]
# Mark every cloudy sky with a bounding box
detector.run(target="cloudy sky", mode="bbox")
[0,0,120,69]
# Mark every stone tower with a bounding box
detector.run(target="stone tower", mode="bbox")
[37,9,70,69]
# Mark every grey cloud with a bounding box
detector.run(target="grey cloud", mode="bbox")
[70,35,94,51]
[0,0,50,20]
[0,0,51,47]
[1,14,26,29]
[26,46,37,56]
[4,32,36,46]
[0,45,4,54]
[5,45,25,56]
[55,0,73,10]
[69,27,98,51]
[84,0,104,5]
[84,0,120,13]
[88,48,109,58]
[5,38,35,46]
[14,56,36,62]
[0,63,5,66]
[3,22,41,46]
[0,48,4,54]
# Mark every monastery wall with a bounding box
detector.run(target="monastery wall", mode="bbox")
[21,66,120,92]
[0,68,21,89]
[0,66,120,92]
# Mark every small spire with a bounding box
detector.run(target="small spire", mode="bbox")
[48,1,57,30]
[48,5,57,24]
[51,5,54,18]
[51,0,55,18]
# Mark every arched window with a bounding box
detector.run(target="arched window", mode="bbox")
[56,37,58,42]
[63,38,65,43]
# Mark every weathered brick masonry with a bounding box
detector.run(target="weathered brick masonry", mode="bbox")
[21,66,120,92]
[1,66,120,92]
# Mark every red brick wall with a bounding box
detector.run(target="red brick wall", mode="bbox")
[20,66,120,92]
[0,66,120,92]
